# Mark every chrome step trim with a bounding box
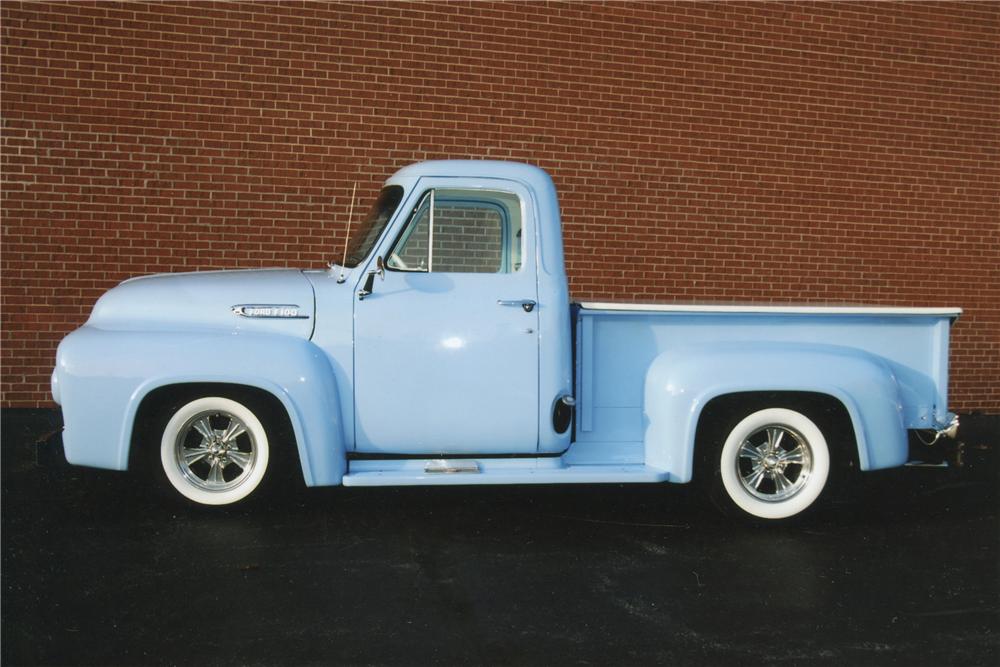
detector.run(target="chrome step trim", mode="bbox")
[424,459,481,474]
[904,460,950,468]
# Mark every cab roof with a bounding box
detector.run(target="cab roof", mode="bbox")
[386,160,554,190]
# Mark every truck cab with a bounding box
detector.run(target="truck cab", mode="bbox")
[324,161,573,457]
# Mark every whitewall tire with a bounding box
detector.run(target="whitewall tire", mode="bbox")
[159,396,270,506]
[717,408,830,520]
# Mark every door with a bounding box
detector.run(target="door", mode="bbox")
[353,180,539,454]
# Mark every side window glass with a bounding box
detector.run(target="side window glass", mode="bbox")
[391,195,431,271]
[387,189,523,274]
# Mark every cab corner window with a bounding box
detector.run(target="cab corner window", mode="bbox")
[387,189,523,274]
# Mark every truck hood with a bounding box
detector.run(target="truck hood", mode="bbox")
[86,269,315,338]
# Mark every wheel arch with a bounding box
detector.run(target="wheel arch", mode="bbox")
[643,343,908,482]
[129,381,302,481]
[693,391,858,482]
[55,329,347,485]
[121,365,346,487]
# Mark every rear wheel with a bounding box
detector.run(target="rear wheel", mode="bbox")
[712,407,830,520]
[159,396,270,506]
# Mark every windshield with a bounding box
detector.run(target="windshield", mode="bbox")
[342,185,404,268]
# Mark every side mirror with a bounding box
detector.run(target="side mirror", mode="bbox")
[358,256,385,300]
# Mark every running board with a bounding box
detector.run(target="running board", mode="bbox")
[342,457,670,487]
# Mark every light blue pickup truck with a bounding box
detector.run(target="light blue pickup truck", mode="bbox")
[52,160,961,520]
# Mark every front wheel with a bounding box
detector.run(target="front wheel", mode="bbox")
[159,396,271,506]
[713,408,830,521]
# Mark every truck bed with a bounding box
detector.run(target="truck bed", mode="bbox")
[574,302,960,452]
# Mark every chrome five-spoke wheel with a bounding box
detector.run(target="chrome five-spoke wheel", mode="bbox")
[736,425,812,502]
[718,408,831,520]
[174,411,257,492]
[160,397,270,505]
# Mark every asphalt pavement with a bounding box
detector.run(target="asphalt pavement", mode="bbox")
[2,409,997,666]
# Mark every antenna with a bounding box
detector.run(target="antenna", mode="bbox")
[335,183,357,283]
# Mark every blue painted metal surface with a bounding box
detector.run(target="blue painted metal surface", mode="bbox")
[644,343,905,480]
[51,159,959,494]
[55,326,346,486]
[359,162,573,455]
[343,457,669,486]
[353,176,540,454]
[88,268,316,337]
[575,308,955,481]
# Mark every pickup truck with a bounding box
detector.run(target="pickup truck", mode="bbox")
[52,160,962,520]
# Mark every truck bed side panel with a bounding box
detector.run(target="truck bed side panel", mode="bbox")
[574,309,954,478]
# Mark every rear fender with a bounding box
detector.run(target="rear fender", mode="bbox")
[55,327,346,486]
[643,343,906,482]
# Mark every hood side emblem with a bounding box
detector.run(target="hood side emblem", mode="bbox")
[232,304,309,319]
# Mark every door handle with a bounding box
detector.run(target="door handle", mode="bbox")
[498,299,536,313]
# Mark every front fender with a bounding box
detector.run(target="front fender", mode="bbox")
[643,343,906,482]
[55,326,346,486]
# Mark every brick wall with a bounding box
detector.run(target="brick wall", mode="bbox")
[2,1,997,410]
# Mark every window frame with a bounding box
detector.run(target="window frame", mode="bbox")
[384,188,522,275]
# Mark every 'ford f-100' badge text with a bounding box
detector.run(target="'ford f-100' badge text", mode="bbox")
[231,304,307,319]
